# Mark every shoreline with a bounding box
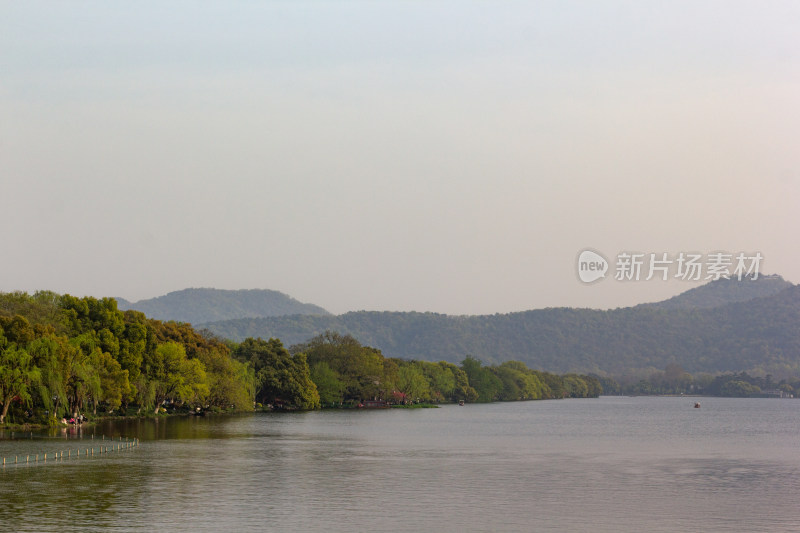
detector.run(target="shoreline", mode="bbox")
[0,407,252,432]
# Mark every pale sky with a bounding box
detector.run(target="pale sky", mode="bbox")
[2,1,799,315]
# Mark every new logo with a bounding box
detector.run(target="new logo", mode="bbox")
[577,249,609,284]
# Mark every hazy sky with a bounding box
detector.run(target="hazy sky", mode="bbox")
[2,1,799,315]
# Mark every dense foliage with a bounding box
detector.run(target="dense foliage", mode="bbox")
[290,332,601,406]
[232,337,319,410]
[611,365,800,398]
[0,291,256,424]
[0,292,602,425]
[202,284,800,377]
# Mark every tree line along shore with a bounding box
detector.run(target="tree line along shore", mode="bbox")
[1,291,603,426]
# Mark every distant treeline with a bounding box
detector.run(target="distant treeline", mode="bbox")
[0,292,601,425]
[289,331,601,407]
[604,364,800,398]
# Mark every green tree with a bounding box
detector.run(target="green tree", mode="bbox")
[0,314,36,345]
[148,342,209,414]
[28,335,68,417]
[461,356,503,402]
[299,332,385,401]
[445,362,477,402]
[63,333,99,416]
[562,374,589,398]
[90,349,130,413]
[396,362,430,402]
[540,372,566,398]
[493,361,547,401]
[0,345,41,424]
[310,362,345,405]
[118,312,148,386]
[234,338,319,409]
[200,349,255,410]
[420,361,456,401]
[720,380,760,397]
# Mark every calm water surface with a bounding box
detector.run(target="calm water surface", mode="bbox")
[2,397,800,532]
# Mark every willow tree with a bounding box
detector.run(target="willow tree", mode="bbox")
[0,345,41,424]
[148,342,209,414]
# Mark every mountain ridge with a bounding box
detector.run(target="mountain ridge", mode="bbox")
[638,273,791,310]
[198,277,799,377]
[116,288,330,325]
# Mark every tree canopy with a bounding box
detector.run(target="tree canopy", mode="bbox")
[1,291,606,426]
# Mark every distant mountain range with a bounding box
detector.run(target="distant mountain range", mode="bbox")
[195,276,799,376]
[116,288,330,325]
[639,274,791,310]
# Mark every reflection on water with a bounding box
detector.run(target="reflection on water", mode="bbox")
[2,398,800,532]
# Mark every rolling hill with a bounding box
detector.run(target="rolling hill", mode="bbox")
[116,288,330,325]
[199,277,800,376]
[639,273,791,310]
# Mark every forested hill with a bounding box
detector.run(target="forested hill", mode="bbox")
[200,283,800,377]
[639,274,791,310]
[116,288,330,325]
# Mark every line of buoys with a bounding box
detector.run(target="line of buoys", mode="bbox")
[2,435,139,467]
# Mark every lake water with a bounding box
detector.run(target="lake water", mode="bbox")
[2,397,800,532]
